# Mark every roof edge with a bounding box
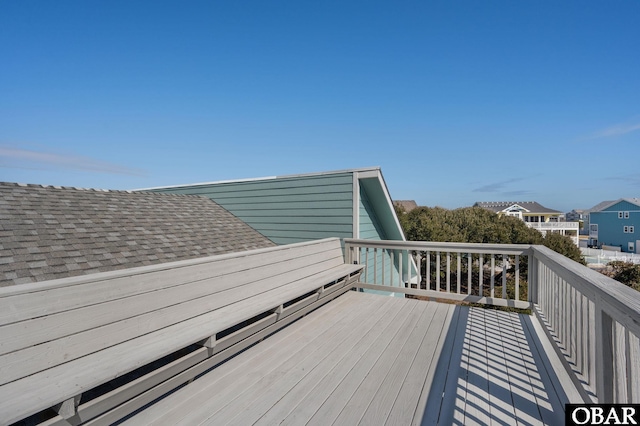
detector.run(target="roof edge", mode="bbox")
[0,182,206,199]
[134,167,382,191]
[597,198,640,211]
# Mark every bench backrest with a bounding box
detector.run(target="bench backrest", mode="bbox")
[0,237,361,425]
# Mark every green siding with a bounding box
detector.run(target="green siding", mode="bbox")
[149,173,354,245]
[359,186,388,240]
[359,185,408,290]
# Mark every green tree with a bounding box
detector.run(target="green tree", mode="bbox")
[605,261,640,291]
[399,206,584,263]
[542,232,586,265]
[393,204,409,238]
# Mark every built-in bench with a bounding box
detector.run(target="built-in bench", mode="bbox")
[0,238,362,425]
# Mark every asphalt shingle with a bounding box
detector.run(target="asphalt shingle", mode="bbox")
[0,182,275,287]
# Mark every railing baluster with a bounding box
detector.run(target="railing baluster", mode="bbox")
[415,251,421,289]
[564,279,569,354]
[502,254,507,299]
[390,250,395,286]
[457,253,461,294]
[446,252,451,293]
[398,250,403,287]
[405,250,413,288]
[363,247,369,283]
[479,254,483,297]
[373,248,378,284]
[490,255,495,298]
[615,323,628,402]
[436,252,441,292]
[381,249,386,286]
[569,286,580,367]
[628,331,639,402]
[467,253,472,295]
[426,251,431,290]
[515,255,520,301]
[588,299,596,394]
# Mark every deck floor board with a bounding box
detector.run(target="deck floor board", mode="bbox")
[125,291,576,426]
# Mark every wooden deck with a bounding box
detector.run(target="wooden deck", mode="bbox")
[125,291,576,425]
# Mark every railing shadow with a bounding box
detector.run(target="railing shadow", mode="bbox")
[419,306,568,425]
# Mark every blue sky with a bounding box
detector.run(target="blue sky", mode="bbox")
[1,1,638,212]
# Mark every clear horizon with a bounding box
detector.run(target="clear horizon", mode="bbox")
[1,1,638,213]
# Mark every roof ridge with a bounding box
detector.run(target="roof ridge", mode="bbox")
[0,182,203,198]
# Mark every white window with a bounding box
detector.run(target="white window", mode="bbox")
[631,226,635,233]
[624,211,630,219]
[630,242,635,252]
[590,224,598,232]
[619,212,624,218]
[624,226,629,233]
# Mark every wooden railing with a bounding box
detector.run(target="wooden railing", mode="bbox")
[530,245,640,404]
[344,238,640,404]
[344,239,532,310]
[526,221,580,230]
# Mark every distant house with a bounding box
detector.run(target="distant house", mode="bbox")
[393,200,418,213]
[583,200,615,239]
[474,201,580,245]
[565,209,585,222]
[0,182,275,287]
[566,209,587,235]
[474,201,562,222]
[588,198,640,253]
[142,167,405,246]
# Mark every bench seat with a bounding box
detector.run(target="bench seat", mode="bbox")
[0,238,362,425]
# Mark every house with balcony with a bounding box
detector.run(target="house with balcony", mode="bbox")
[1,179,639,425]
[474,201,580,245]
[588,198,640,253]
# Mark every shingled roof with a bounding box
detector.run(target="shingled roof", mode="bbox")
[474,201,561,214]
[0,182,275,287]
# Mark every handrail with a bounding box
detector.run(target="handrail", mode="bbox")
[530,245,640,403]
[344,239,533,310]
[526,222,580,229]
[344,238,640,404]
[344,238,531,256]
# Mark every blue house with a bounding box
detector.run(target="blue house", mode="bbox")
[588,198,640,253]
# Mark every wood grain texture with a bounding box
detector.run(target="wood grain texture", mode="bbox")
[0,238,361,425]
[118,294,577,426]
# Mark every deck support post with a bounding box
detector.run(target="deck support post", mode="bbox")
[202,335,216,356]
[55,394,81,420]
[274,304,284,321]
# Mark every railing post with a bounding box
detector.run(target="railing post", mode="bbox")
[528,250,538,305]
[345,241,353,264]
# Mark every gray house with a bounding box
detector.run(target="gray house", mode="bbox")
[142,167,406,246]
